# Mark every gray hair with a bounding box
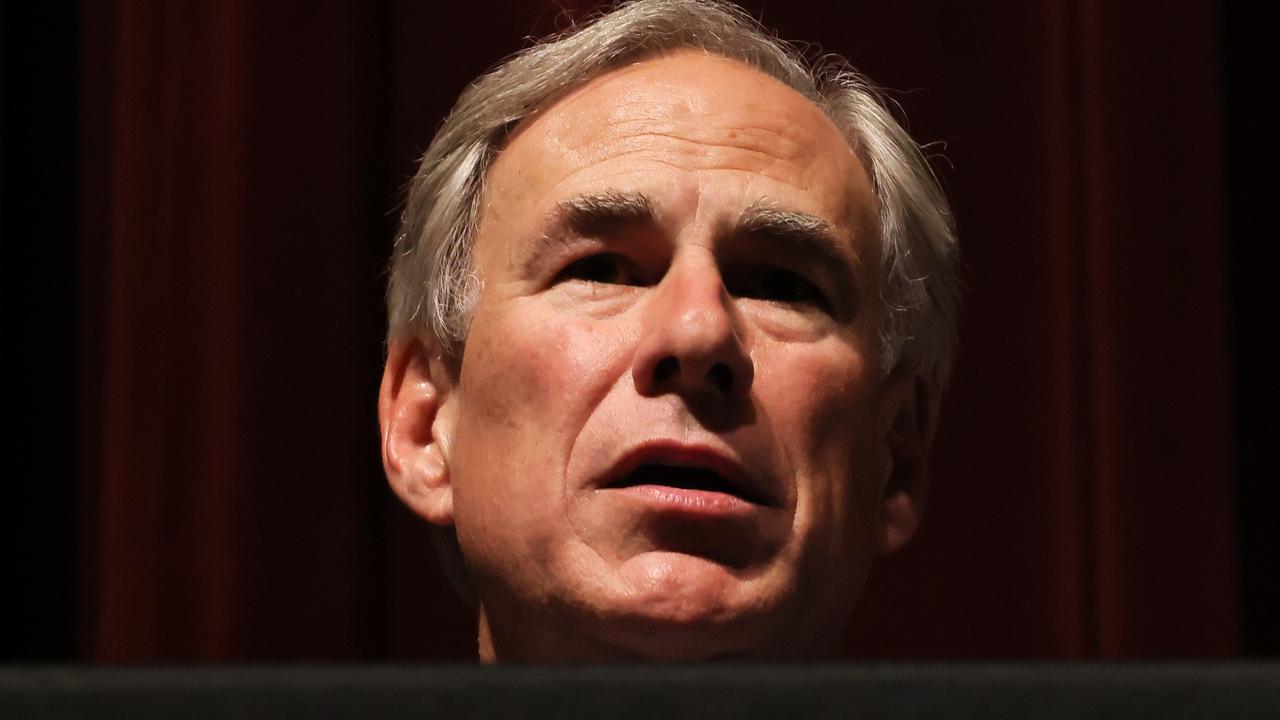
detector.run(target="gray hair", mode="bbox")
[387,0,960,390]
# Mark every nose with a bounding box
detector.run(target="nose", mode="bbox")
[632,253,754,399]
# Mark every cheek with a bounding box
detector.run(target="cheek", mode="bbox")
[449,303,632,524]
[466,304,631,416]
[449,303,636,600]
[461,314,558,433]
[759,340,875,455]
[758,340,883,542]
[452,311,566,494]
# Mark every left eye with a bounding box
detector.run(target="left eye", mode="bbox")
[732,266,831,312]
[554,253,636,285]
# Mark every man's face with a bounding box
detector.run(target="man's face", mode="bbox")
[436,52,907,660]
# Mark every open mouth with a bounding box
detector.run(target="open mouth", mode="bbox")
[608,463,773,507]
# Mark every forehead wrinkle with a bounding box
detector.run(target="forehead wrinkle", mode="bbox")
[612,129,808,173]
[562,107,816,172]
[602,110,809,153]
[547,145,832,200]
[541,62,837,159]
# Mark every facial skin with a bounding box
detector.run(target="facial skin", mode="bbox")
[380,51,931,661]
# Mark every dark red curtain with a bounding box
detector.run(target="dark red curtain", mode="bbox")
[74,0,1236,661]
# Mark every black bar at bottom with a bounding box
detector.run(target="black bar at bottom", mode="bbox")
[2,663,1277,719]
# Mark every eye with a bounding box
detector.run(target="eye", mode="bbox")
[733,266,831,312]
[554,253,637,285]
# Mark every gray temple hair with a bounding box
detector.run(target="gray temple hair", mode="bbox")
[387,0,960,390]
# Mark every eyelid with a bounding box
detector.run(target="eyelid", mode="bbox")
[554,251,642,286]
[537,233,605,271]
[777,262,854,319]
[745,266,832,312]
[726,224,859,311]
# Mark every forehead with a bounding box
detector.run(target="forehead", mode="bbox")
[481,51,876,255]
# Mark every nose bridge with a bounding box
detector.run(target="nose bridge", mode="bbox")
[658,250,733,333]
[633,248,753,398]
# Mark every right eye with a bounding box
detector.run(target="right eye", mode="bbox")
[554,253,636,285]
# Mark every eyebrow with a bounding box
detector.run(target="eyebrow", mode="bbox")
[736,202,860,273]
[519,191,858,279]
[516,191,657,273]
[554,191,656,236]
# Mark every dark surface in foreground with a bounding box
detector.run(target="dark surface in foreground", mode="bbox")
[3,664,1277,719]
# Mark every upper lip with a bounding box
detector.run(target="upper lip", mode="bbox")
[597,440,780,508]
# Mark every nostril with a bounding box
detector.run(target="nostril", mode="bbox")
[654,356,679,384]
[707,362,733,394]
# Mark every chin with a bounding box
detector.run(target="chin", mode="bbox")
[587,612,832,661]
[579,551,802,660]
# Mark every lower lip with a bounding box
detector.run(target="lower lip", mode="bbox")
[605,484,761,518]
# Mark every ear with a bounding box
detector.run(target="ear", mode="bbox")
[874,366,939,556]
[379,336,458,527]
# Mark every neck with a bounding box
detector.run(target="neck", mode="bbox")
[477,605,496,663]
[477,602,620,662]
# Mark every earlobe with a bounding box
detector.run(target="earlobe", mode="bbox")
[379,337,456,526]
[875,371,937,556]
